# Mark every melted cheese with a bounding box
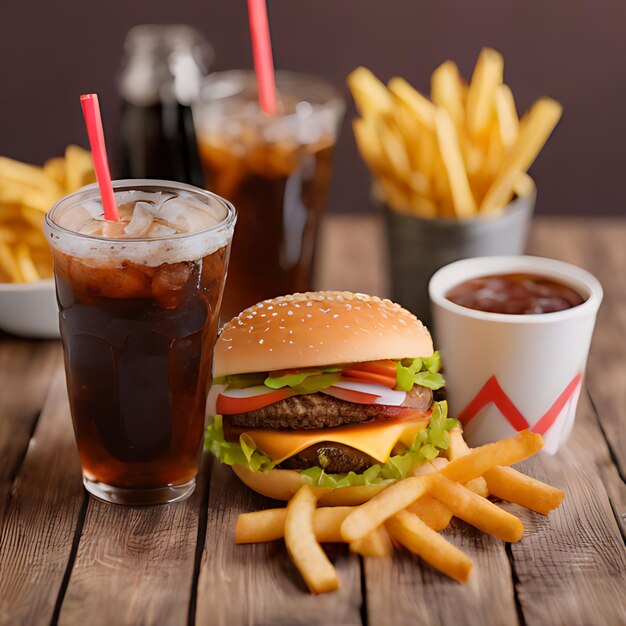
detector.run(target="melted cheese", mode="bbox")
[234,418,429,464]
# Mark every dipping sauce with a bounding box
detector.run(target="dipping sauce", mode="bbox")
[445,273,586,314]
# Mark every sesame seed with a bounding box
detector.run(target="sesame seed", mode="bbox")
[306,313,312,318]
[258,339,264,344]
[287,311,294,316]
[332,313,339,319]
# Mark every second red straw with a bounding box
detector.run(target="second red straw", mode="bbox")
[80,94,119,221]
[247,0,277,115]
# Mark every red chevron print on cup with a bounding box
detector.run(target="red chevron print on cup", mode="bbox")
[458,373,583,436]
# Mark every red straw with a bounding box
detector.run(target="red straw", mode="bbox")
[247,0,277,115]
[80,94,119,221]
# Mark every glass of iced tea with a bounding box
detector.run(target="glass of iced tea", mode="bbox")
[193,70,345,320]
[44,180,236,505]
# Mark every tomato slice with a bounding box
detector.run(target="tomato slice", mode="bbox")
[342,360,397,389]
[216,387,295,414]
[348,359,397,377]
[342,370,396,389]
[322,386,381,404]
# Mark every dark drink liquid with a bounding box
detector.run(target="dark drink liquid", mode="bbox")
[45,182,235,504]
[198,138,334,319]
[446,272,586,314]
[194,70,344,320]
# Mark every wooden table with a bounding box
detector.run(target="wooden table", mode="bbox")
[0,216,624,626]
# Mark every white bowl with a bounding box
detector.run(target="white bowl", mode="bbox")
[0,280,60,338]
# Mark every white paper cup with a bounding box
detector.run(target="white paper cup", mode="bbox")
[429,256,603,454]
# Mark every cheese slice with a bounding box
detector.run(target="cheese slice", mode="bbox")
[233,418,429,464]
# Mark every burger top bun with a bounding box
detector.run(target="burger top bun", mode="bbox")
[214,291,433,377]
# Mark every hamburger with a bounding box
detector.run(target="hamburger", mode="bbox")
[205,291,455,505]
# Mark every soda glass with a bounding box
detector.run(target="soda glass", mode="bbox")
[44,180,236,505]
[194,70,345,320]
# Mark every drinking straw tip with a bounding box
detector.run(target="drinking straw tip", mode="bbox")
[80,93,119,221]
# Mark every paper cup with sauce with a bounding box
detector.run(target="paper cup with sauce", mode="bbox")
[429,256,603,454]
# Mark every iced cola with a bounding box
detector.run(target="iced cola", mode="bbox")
[194,71,344,320]
[45,180,236,505]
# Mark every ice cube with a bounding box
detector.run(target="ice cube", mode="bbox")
[124,202,155,237]
[147,223,177,238]
[81,200,105,219]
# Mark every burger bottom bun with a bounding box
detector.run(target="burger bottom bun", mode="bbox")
[232,465,389,505]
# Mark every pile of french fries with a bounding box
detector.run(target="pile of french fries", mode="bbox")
[348,48,563,218]
[235,429,564,593]
[0,146,95,283]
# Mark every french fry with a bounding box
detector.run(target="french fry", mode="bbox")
[429,473,524,542]
[353,118,385,175]
[440,430,543,484]
[448,428,489,498]
[284,485,339,594]
[0,157,61,194]
[465,48,504,138]
[388,77,436,129]
[0,241,21,282]
[347,67,393,118]
[15,243,40,282]
[0,226,16,244]
[65,144,96,192]
[386,510,473,583]
[350,525,394,558]
[341,475,432,543]
[20,207,44,230]
[435,108,477,217]
[484,466,564,515]
[407,495,453,531]
[480,98,562,213]
[44,157,66,188]
[431,60,465,127]
[513,172,536,198]
[495,84,519,148]
[235,506,354,544]
[377,119,412,179]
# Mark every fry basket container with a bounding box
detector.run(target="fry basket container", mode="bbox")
[384,188,535,326]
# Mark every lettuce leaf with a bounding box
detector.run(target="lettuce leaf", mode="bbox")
[264,367,342,391]
[396,352,445,391]
[204,401,458,488]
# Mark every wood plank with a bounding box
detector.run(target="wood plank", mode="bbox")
[507,391,626,625]
[0,367,84,626]
[528,217,626,477]
[0,339,62,523]
[363,520,518,626]
[195,462,362,626]
[58,458,208,626]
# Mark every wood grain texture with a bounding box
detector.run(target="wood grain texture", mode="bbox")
[528,217,626,478]
[195,462,362,626]
[363,520,518,626]
[506,461,626,626]
[0,339,61,522]
[0,368,84,626]
[58,459,208,626]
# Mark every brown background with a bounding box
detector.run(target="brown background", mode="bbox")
[1,0,624,216]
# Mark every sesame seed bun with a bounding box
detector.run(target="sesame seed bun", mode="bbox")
[214,291,433,377]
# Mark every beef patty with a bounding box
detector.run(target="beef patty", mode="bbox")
[226,384,432,430]
[223,419,377,474]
